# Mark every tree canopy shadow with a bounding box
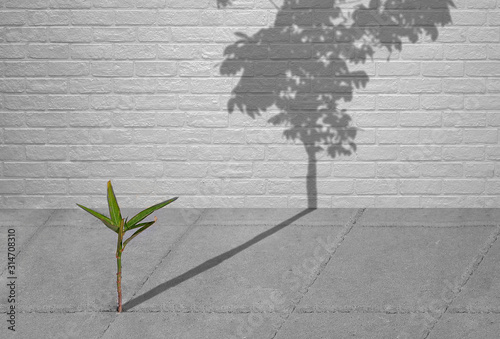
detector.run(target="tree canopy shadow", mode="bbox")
[218,0,454,208]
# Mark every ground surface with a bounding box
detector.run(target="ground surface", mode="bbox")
[1,208,499,339]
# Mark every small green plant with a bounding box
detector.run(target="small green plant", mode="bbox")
[77,180,177,313]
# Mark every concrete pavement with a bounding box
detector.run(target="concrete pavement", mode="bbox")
[1,208,499,338]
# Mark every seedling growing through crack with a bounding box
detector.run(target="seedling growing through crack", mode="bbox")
[77,180,177,313]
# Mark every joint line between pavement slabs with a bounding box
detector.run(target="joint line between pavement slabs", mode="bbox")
[422,224,500,339]
[270,207,366,339]
[96,208,206,339]
[17,306,500,315]
[0,209,56,279]
[126,209,206,305]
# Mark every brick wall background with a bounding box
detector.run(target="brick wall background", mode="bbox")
[0,0,499,209]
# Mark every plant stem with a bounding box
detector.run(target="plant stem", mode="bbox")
[116,221,124,313]
[116,253,122,312]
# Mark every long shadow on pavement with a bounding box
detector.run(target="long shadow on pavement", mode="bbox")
[122,208,315,311]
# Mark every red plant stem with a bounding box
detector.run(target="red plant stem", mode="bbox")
[116,254,122,312]
[116,222,124,313]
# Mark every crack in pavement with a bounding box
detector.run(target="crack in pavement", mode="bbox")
[269,208,366,339]
[422,224,500,339]
[96,209,206,339]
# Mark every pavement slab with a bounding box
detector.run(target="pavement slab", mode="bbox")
[101,312,281,339]
[358,208,500,226]
[196,208,358,226]
[0,210,55,278]
[0,209,54,227]
[4,312,115,339]
[0,209,54,253]
[125,211,348,312]
[274,313,425,339]
[427,313,500,339]
[299,226,494,311]
[450,233,500,312]
[6,223,192,312]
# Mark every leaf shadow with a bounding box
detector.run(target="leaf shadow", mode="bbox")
[218,0,454,207]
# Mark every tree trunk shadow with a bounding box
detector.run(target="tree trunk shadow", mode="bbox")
[306,145,318,208]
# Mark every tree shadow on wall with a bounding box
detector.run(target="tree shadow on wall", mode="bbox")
[218,0,454,208]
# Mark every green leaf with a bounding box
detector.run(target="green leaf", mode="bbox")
[76,204,119,233]
[122,217,157,250]
[107,180,122,226]
[126,220,156,232]
[125,197,177,231]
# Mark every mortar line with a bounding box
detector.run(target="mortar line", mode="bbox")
[96,208,205,339]
[422,224,500,339]
[270,208,366,339]
[0,209,56,278]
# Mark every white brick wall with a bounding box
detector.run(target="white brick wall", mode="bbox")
[1,0,500,208]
